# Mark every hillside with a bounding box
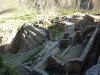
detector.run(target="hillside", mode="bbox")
[0,0,100,12]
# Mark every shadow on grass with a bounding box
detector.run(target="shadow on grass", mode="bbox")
[0,8,16,15]
[48,24,64,39]
[22,45,45,63]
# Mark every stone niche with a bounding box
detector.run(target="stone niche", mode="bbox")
[60,39,68,48]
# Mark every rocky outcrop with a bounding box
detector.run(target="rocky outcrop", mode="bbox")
[0,0,100,11]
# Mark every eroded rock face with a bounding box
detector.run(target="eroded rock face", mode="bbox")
[0,0,100,11]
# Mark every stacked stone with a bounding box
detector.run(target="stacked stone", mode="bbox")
[48,56,67,74]
[68,27,99,73]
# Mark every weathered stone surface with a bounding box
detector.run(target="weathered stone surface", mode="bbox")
[48,56,67,74]
[68,27,99,73]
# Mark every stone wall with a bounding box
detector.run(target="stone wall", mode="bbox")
[62,33,69,39]
[68,27,99,73]
[76,31,83,42]
[60,45,72,58]
[30,41,60,75]
[69,32,77,45]
[48,56,67,74]
[83,26,96,38]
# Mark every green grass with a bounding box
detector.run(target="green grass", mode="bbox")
[48,24,64,39]
[73,9,100,14]
[22,45,45,63]
[57,9,100,16]
[57,9,75,16]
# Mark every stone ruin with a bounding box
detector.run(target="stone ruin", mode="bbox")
[21,24,100,75]
[9,23,51,53]
[50,16,67,23]
[6,14,100,75]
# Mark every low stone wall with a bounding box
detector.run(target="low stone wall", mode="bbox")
[60,45,72,58]
[69,32,77,45]
[31,42,60,75]
[32,68,49,75]
[20,34,33,51]
[48,56,67,74]
[26,25,46,39]
[68,27,99,73]
[83,26,96,38]
[24,28,42,44]
[32,58,49,75]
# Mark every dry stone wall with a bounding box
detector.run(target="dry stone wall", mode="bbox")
[10,23,50,53]
[68,27,99,73]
